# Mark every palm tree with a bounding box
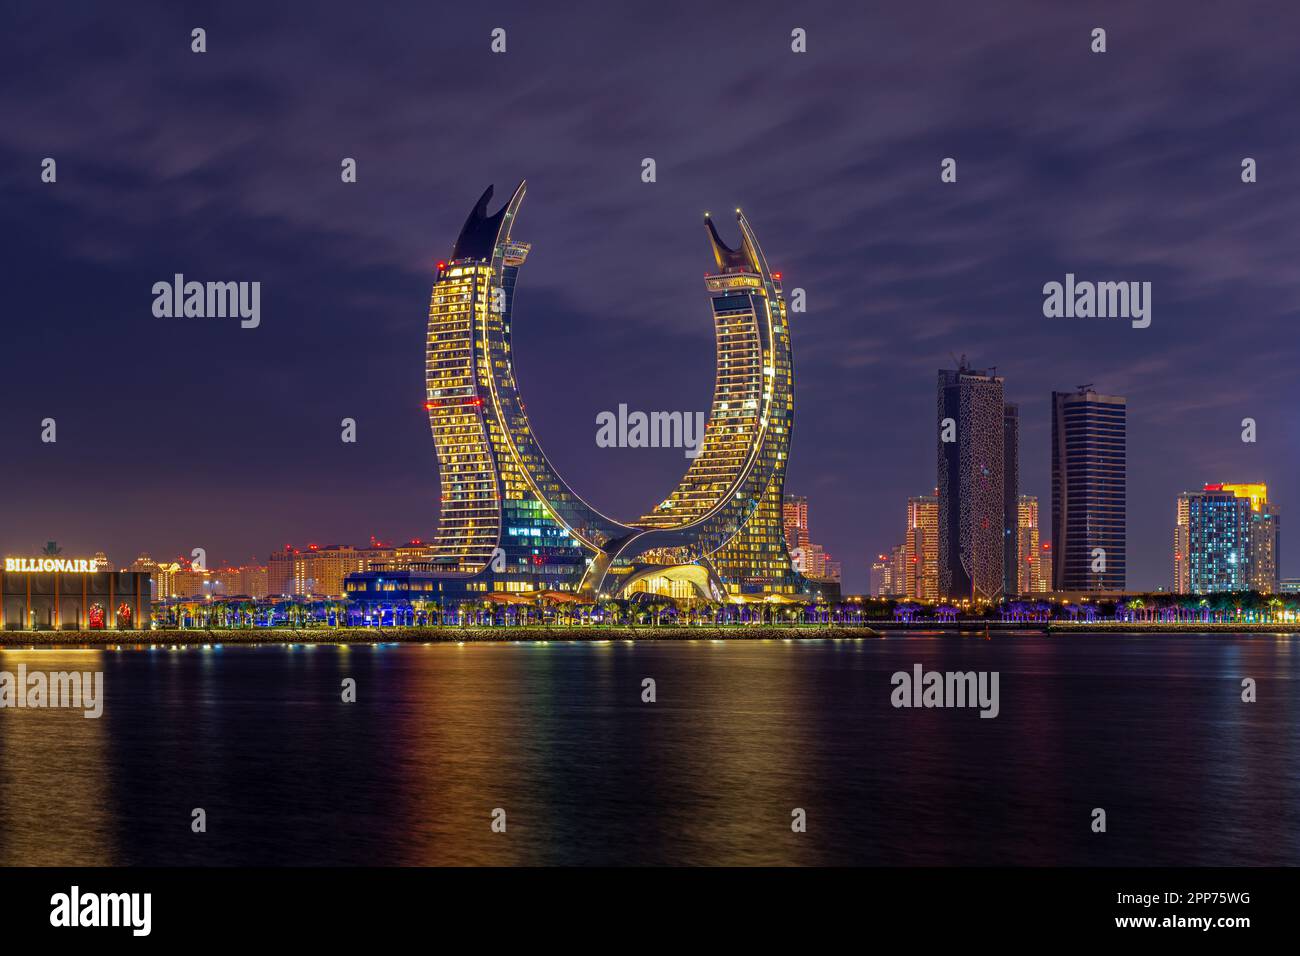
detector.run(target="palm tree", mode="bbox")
[1265,596,1283,623]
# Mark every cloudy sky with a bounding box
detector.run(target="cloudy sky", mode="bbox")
[2,0,1297,592]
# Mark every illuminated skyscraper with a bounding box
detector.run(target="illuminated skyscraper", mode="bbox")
[889,543,907,598]
[1017,495,1044,594]
[410,182,812,603]
[782,495,810,556]
[1200,483,1280,593]
[782,495,839,582]
[1185,488,1252,593]
[1174,494,1191,593]
[905,494,939,600]
[1250,505,1281,594]
[937,361,1007,600]
[1003,403,1020,596]
[1051,387,1126,592]
[870,554,892,596]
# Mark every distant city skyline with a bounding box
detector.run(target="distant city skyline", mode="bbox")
[3,2,1298,595]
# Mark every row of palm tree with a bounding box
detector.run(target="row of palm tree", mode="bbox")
[154,598,353,629]
[150,592,881,629]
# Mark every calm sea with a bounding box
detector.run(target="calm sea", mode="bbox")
[1,633,1296,866]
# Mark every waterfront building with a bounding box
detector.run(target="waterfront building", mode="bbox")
[1213,483,1280,594]
[905,493,939,600]
[1250,504,1281,593]
[211,565,270,599]
[783,496,840,583]
[2,554,151,630]
[937,360,1007,600]
[267,548,295,597]
[266,545,373,598]
[889,543,907,598]
[795,542,841,583]
[869,554,892,596]
[1017,494,1045,594]
[782,496,810,556]
[1184,488,1252,593]
[354,182,818,610]
[1174,494,1191,593]
[1192,483,1281,594]
[1050,387,1126,592]
[1003,403,1020,596]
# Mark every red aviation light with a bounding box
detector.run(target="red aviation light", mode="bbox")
[436,261,447,271]
[773,272,783,281]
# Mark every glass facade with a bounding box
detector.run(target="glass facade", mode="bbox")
[1186,491,1251,593]
[1182,483,1281,594]
[1050,388,1127,592]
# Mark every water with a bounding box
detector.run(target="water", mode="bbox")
[1,633,1297,866]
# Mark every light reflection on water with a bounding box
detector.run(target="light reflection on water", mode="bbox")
[0,634,1296,866]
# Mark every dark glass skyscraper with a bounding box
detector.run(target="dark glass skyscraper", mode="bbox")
[1003,402,1019,596]
[937,361,1006,600]
[1050,388,1127,592]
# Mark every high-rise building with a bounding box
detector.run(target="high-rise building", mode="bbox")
[1003,403,1020,596]
[1017,495,1045,593]
[795,542,841,582]
[1250,505,1281,593]
[782,496,810,556]
[1184,488,1252,593]
[403,182,814,605]
[889,543,907,598]
[1202,483,1280,593]
[1050,387,1126,592]
[167,562,210,598]
[870,554,892,596]
[937,361,1006,600]
[905,494,939,600]
[265,546,366,598]
[268,547,295,597]
[1174,494,1191,593]
[783,496,839,583]
[211,565,270,599]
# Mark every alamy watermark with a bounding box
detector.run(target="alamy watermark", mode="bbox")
[152,274,260,328]
[0,666,104,718]
[596,404,706,459]
[891,664,999,718]
[50,886,150,936]
[1042,273,1151,329]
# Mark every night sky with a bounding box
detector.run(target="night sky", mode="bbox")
[2,1,1298,593]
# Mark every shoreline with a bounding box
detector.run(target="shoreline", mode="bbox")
[1,622,1299,647]
[1,626,883,647]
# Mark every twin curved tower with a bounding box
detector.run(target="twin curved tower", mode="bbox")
[423,181,811,601]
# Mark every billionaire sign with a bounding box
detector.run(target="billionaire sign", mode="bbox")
[4,557,98,573]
